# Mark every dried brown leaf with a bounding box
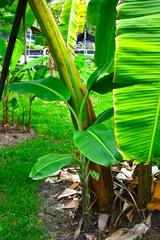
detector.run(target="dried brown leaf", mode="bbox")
[105,229,125,240]
[85,233,97,240]
[58,188,77,199]
[98,214,109,231]
[74,218,83,240]
[69,182,80,190]
[126,209,135,222]
[64,198,79,209]
[60,169,80,182]
[117,222,150,240]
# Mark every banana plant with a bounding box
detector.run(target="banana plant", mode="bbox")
[8,68,122,216]
[113,0,160,207]
[1,0,122,215]
[26,0,124,215]
[8,56,49,131]
[0,0,35,131]
[0,0,121,215]
[88,0,160,208]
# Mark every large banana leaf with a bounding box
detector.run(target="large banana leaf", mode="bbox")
[114,0,160,163]
[86,0,117,94]
[87,0,117,67]
[74,123,122,167]
[30,154,73,180]
[8,77,71,102]
[59,0,80,53]
[87,0,100,26]
[77,0,87,33]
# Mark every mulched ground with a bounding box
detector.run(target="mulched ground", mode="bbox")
[38,179,160,240]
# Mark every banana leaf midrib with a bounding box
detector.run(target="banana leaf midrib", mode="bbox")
[87,129,116,160]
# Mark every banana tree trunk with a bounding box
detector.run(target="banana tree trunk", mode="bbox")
[137,164,152,208]
[89,163,115,212]
[28,0,114,212]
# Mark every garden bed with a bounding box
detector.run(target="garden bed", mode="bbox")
[38,170,160,240]
[0,123,35,148]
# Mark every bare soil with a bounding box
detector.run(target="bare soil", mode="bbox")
[0,123,35,148]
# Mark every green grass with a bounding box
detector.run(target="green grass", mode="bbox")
[0,92,112,239]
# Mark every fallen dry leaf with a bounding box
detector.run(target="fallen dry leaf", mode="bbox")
[74,218,83,240]
[147,181,160,210]
[68,182,80,190]
[123,201,131,212]
[126,209,135,222]
[98,214,109,231]
[64,198,79,209]
[152,166,159,176]
[152,181,160,200]
[145,213,152,227]
[147,203,160,211]
[117,221,150,240]
[60,169,80,182]
[121,167,133,179]
[105,229,125,240]
[85,233,97,240]
[58,188,77,200]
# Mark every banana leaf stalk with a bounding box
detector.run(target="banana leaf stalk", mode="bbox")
[28,0,115,213]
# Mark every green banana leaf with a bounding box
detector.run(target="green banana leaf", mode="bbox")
[0,0,12,8]
[33,66,48,80]
[87,0,117,67]
[77,0,87,33]
[0,1,18,34]
[114,0,160,163]
[30,154,73,180]
[0,36,7,61]
[8,77,71,102]
[86,0,117,94]
[86,59,137,94]
[94,108,114,125]
[74,123,122,167]
[59,0,80,53]
[87,0,100,26]
[19,56,49,72]
[86,59,114,93]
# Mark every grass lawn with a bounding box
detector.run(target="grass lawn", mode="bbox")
[0,93,112,239]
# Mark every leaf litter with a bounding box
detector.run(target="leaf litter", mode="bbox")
[38,163,160,239]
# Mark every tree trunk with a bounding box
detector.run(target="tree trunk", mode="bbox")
[0,0,27,99]
[3,95,9,132]
[137,163,152,208]
[89,163,115,213]
[21,110,25,133]
[28,96,32,133]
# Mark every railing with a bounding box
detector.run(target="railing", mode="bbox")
[19,48,95,64]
